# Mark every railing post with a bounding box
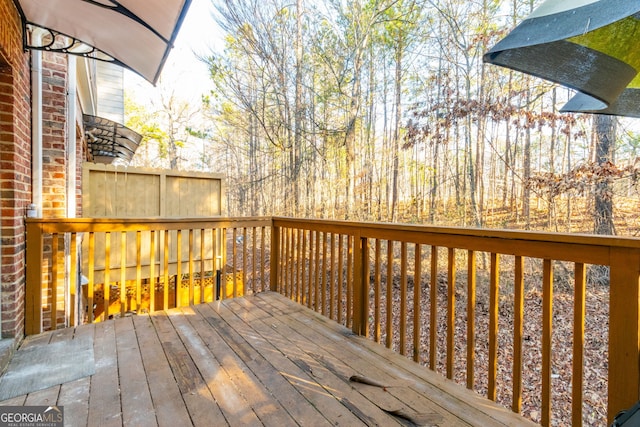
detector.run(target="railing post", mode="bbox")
[269,220,280,292]
[352,232,368,336]
[25,220,44,335]
[608,247,640,423]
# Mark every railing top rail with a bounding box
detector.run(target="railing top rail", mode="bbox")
[272,217,640,249]
[272,217,640,248]
[26,216,272,233]
[273,217,640,265]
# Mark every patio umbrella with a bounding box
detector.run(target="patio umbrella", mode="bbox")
[484,0,640,116]
[561,82,640,117]
[14,0,192,85]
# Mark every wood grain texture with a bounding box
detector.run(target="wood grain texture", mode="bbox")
[2,293,535,426]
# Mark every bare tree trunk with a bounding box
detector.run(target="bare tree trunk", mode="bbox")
[547,88,557,229]
[366,43,376,220]
[292,0,304,215]
[522,91,531,228]
[390,34,403,222]
[593,115,616,235]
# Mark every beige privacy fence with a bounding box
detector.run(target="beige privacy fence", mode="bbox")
[81,164,225,283]
[82,163,224,218]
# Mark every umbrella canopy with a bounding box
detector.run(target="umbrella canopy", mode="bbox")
[561,79,640,117]
[15,0,192,85]
[484,0,640,116]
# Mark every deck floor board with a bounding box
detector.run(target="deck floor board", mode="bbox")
[114,317,157,427]
[132,315,194,427]
[0,292,535,426]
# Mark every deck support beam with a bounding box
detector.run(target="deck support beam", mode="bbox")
[270,219,280,293]
[608,247,640,423]
[352,232,369,337]
[25,220,44,335]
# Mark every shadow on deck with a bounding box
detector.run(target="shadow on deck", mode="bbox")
[0,292,534,426]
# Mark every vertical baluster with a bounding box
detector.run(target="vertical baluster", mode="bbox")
[273,227,280,294]
[253,227,258,294]
[447,247,456,379]
[300,229,307,306]
[283,228,289,297]
[88,232,95,323]
[315,230,321,311]
[51,233,59,329]
[163,230,169,310]
[488,253,500,400]
[513,255,524,411]
[322,232,328,316]
[189,229,194,306]
[104,232,111,321]
[282,227,288,297]
[269,225,279,293]
[282,228,291,297]
[413,244,421,363]
[337,234,344,322]
[400,242,407,356]
[200,229,205,303]
[120,231,126,317]
[330,233,336,320]
[430,246,438,371]
[386,240,393,349]
[283,228,288,297]
[177,230,182,306]
[213,228,219,300]
[308,230,315,308]
[136,231,142,312]
[297,228,303,303]
[467,250,476,390]
[221,227,228,298]
[289,228,295,298]
[293,228,299,301]
[360,236,370,337]
[573,262,586,426]
[346,235,353,328]
[542,259,553,426]
[232,227,238,299]
[243,227,248,297]
[149,230,156,312]
[374,239,382,343]
[287,228,293,297]
[70,232,78,327]
[336,234,344,323]
[261,226,266,292]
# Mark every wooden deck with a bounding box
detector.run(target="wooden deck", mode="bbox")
[0,292,534,426]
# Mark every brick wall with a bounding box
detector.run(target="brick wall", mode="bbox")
[0,0,32,338]
[42,51,68,219]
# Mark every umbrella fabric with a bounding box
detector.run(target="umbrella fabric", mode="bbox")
[484,0,640,115]
[561,87,640,117]
[16,0,192,85]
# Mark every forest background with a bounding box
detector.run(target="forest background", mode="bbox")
[125,0,640,237]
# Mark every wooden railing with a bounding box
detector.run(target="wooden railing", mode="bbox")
[270,217,640,426]
[25,216,640,425]
[25,217,271,333]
